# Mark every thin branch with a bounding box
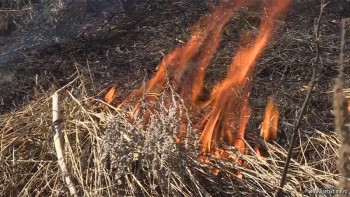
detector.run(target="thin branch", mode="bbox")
[335,19,350,196]
[52,92,78,196]
[44,75,78,103]
[0,8,32,12]
[276,1,327,195]
[339,19,346,78]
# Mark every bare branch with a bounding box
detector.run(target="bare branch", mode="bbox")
[52,92,78,197]
[0,8,32,12]
[276,0,327,195]
[335,19,350,197]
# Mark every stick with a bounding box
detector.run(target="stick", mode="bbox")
[338,19,346,78]
[0,8,32,12]
[276,1,327,195]
[45,76,78,103]
[52,92,78,196]
[335,19,350,197]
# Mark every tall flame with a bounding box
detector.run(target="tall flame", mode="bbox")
[199,0,290,153]
[234,99,252,154]
[103,0,291,166]
[144,1,258,102]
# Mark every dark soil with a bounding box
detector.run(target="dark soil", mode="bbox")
[0,0,210,113]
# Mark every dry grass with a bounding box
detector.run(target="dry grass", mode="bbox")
[0,71,341,197]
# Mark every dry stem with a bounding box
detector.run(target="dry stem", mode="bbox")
[52,92,78,196]
[335,19,350,197]
[277,0,327,195]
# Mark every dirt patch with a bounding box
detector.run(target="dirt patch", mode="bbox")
[0,0,211,113]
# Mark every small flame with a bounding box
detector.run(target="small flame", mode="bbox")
[346,98,350,112]
[255,145,262,158]
[237,172,244,179]
[105,87,117,105]
[234,99,252,154]
[98,83,118,109]
[213,168,220,176]
[260,96,279,141]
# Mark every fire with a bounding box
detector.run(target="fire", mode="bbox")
[255,145,262,158]
[96,83,118,109]
[123,1,246,117]
[102,0,290,167]
[146,2,239,98]
[139,1,272,106]
[199,0,290,153]
[105,87,117,105]
[260,96,279,141]
[234,99,252,155]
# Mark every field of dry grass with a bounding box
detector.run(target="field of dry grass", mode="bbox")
[0,76,341,196]
[1,0,350,196]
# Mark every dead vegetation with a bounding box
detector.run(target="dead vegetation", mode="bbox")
[0,74,342,196]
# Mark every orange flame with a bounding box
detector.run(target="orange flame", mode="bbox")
[98,83,118,110]
[346,98,350,112]
[234,100,252,154]
[146,5,230,96]
[260,96,279,141]
[255,145,262,158]
[179,9,233,103]
[102,0,291,169]
[199,0,290,153]
[124,2,245,117]
[105,87,117,105]
[144,1,257,103]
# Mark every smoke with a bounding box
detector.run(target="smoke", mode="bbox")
[0,0,122,68]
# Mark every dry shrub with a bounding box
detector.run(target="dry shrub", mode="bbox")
[101,88,202,196]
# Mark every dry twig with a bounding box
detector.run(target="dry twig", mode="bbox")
[52,92,78,197]
[277,0,327,195]
[335,19,350,197]
[0,8,32,12]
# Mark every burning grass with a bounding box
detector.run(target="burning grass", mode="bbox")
[0,74,341,196]
[1,0,349,196]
